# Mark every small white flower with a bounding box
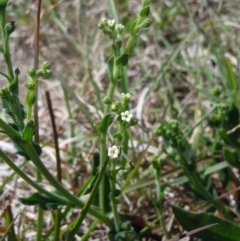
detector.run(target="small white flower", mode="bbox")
[121,110,133,122]
[115,23,124,34]
[125,93,131,99]
[102,18,107,22]
[108,145,120,159]
[121,93,131,99]
[107,19,115,27]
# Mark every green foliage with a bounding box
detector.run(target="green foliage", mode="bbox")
[18,192,72,211]
[99,113,115,133]
[172,206,240,241]
[108,221,140,241]
[116,54,129,66]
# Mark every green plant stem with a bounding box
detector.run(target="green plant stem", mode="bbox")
[33,1,43,240]
[53,210,61,241]
[123,35,135,55]
[155,176,170,239]
[110,162,121,232]
[99,0,148,217]
[20,141,114,229]
[0,118,21,139]
[0,160,27,193]
[120,68,129,165]
[44,176,94,240]
[62,86,76,163]
[4,205,17,241]
[99,132,107,213]
[67,157,110,240]
[99,74,119,213]
[80,219,99,241]
[0,5,6,39]
[0,149,70,205]
[36,208,43,241]
[0,5,14,82]
[0,70,10,81]
[27,104,33,121]
[109,121,124,232]
[3,33,14,81]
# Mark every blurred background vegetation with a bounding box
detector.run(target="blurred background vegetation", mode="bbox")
[0,0,240,240]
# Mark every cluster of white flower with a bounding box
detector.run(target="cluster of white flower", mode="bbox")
[107,92,135,159]
[108,145,120,159]
[121,93,131,99]
[100,18,124,34]
[115,24,124,34]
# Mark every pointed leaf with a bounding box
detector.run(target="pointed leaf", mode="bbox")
[224,149,240,169]
[107,56,114,78]
[18,192,71,211]
[172,206,240,241]
[140,6,150,17]
[99,113,115,133]
[129,19,137,35]
[116,54,129,66]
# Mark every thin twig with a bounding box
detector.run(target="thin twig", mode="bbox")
[45,90,62,182]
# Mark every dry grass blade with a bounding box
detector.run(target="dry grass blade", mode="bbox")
[1,206,18,241]
[167,223,218,241]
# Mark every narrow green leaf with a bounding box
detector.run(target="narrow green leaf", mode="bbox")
[172,206,240,241]
[203,161,229,176]
[225,58,238,105]
[92,151,100,176]
[19,192,71,211]
[98,113,115,133]
[3,206,17,241]
[9,68,20,95]
[107,56,114,77]
[140,6,150,17]
[116,54,129,66]
[224,149,240,169]
[129,19,137,35]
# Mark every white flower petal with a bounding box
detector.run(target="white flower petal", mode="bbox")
[108,145,120,159]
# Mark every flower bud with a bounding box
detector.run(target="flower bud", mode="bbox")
[41,61,51,70]
[121,93,131,104]
[211,85,222,96]
[111,101,121,112]
[98,22,105,30]
[25,81,36,90]
[27,68,37,78]
[0,86,10,97]
[103,96,112,105]
[113,132,123,142]
[107,19,115,29]
[114,39,122,49]
[35,69,43,78]
[103,29,112,36]
[42,69,53,79]
[142,18,152,28]
[5,22,15,35]
[129,117,138,126]
[115,24,124,34]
